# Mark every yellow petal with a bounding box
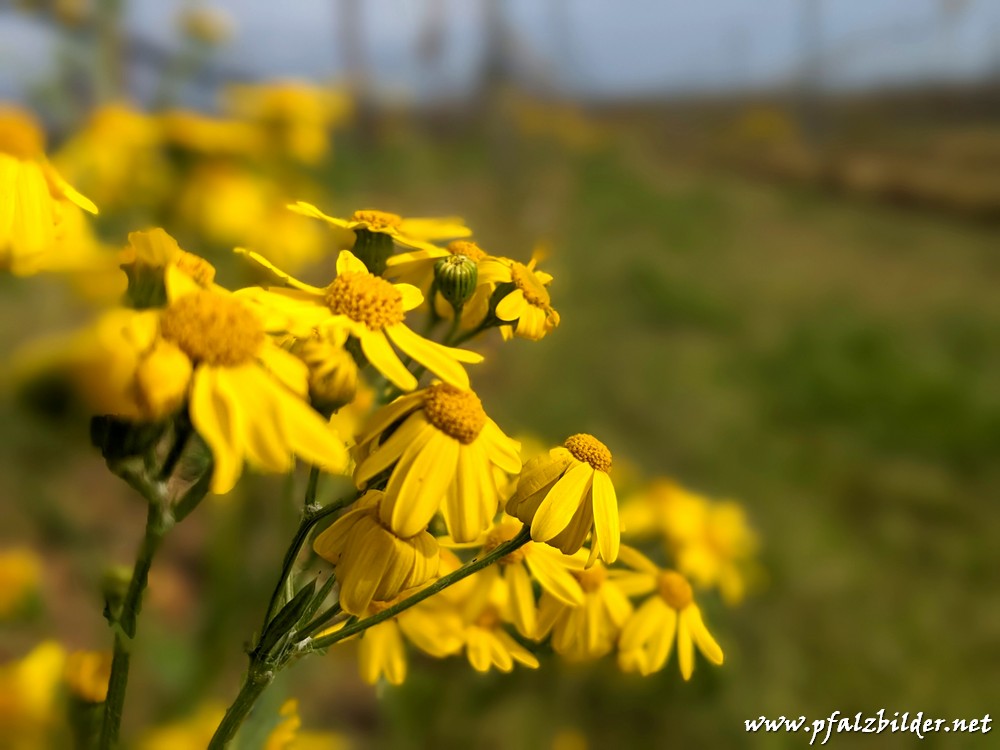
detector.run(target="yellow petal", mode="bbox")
[355,413,431,487]
[591,470,620,563]
[495,289,526,322]
[506,563,537,639]
[677,608,695,681]
[190,367,244,494]
[384,324,480,388]
[688,604,724,666]
[530,462,593,542]
[385,433,459,538]
[359,329,417,391]
[336,249,368,275]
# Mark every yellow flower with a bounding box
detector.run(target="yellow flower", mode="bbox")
[178,6,234,45]
[0,547,41,619]
[63,650,112,703]
[621,480,759,605]
[0,106,98,275]
[161,268,348,492]
[177,164,271,247]
[354,383,521,541]
[616,549,724,680]
[237,249,483,391]
[138,703,225,750]
[224,81,354,164]
[160,109,261,156]
[470,517,584,638]
[478,252,559,341]
[120,228,219,307]
[457,571,539,674]
[536,564,632,661]
[507,434,620,563]
[313,490,439,616]
[0,641,67,747]
[353,595,464,686]
[265,699,349,750]
[54,103,165,211]
[289,202,470,271]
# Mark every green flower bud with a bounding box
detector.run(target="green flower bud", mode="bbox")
[351,228,395,276]
[434,254,478,312]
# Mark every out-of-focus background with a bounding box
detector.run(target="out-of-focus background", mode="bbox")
[2,0,1000,747]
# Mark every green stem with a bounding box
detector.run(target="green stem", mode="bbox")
[309,527,530,651]
[257,483,355,646]
[295,602,342,640]
[98,500,174,749]
[206,668,273,750]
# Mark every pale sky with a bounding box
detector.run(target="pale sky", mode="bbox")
[2,0,999,101]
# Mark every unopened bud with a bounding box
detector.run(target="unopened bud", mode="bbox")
[434,254,478,312]
[291,338,358,415]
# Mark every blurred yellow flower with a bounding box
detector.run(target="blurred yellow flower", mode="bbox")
[312,490,440,616]
[237,249,483,391]
[621,480,760,605]
[178,6,234,45]
[469,517,584,638]
[0,106,98,275]
[353,383,521,541]
[0,547,41,619]
[54,103,166,211]
[0,641,67,748]
[478,252,560,341]
[224,81,353,164]
[63,649,112,703]
[536,563,632,661]
[176,164,271,247]
[160,109,261,156]
[265,699,350,750]
[616,549,724,680]
[457,571,539,674]
[508,434,620,562]
[138,703,225,750]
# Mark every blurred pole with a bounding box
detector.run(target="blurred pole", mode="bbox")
[797,0,824,144]
[338,0,375,139]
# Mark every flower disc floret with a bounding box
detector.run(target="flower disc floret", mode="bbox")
[422,383,487,444]
[510,261,552,307]
[658,571,694,609]
[352,209,403,231]
[564,433,612,472]
[324,272,405,330]
[575,564,608,593]
[448,240,486,262]
[160,291,264,366]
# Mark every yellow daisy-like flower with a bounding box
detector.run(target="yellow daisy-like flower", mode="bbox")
[616,549,724,680]
[478,253,559,341]
[312,490,439,616]
[160,268,348,492]
[507,434,621,563]
[353,383,521,541]
[457,570,539,674]
[0,641,66,747]
[290,201,470,252]
[63,650,112,704]
[352,594,465,686]
[536,563,632,661]
[237,249,483,392]
[138,704,226,750]
[0,106,98,275]
[471,517,585,638]
[620,479,760,605]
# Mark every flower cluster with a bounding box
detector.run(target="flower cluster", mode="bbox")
[3,88,760,748]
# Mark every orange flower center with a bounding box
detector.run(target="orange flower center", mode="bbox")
[574,565,607,593]
[422,383,487,444]
[563,433,612,472]
[324,272,405,330]
[160,291,264,366]
[658,571,694,610]
[509,261,551,307]
[482,523,526,565]
[447,240,486,262]
[351,209,403,231]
